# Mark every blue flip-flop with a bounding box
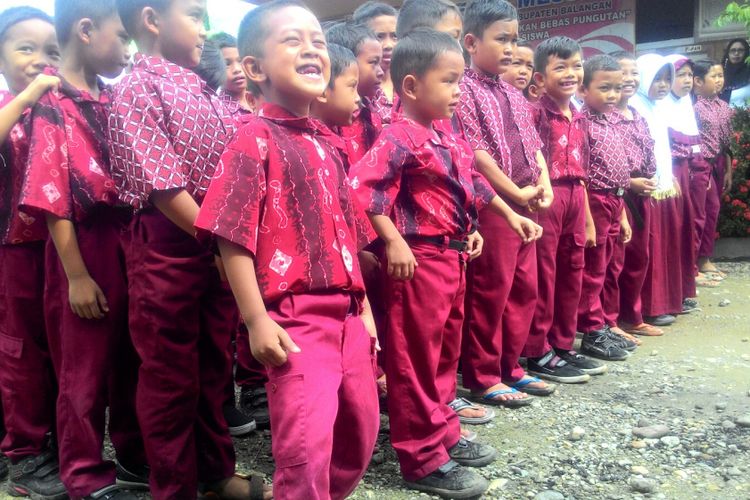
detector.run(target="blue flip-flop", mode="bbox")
[471,387,532,408]
[505,376,557,397]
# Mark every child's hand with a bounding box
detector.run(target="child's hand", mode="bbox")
[585,218,597,248]
[534,185,554,211]
[360,309,380,351]
[358,250,381,280]
[248,314,301,367]
[629,177,657,196]
[620,217,632,244]
[508,214,543,243]
[20,74,61,108]
[466,231,484,261]
[723,170,733,195]
[385,237,417,280]
[68,275,109,320]
[516,185,544,207]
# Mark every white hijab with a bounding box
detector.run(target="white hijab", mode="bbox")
[630,54,676,193]
[663,54,701,140]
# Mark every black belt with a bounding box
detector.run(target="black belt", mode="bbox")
[591,187,626,197]
[406,235,468,252]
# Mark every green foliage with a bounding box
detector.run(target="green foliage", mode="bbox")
[717,1,750,28]
[718,107,750,237]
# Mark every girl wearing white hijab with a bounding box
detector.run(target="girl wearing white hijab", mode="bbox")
[630,54,685,325]
[663,55,702,302]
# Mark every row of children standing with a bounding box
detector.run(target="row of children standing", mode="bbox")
[0,1,736,500]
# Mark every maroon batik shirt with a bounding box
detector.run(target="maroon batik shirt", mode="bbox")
[621,107,657,178]
[582,107,631,191]
[339,97,383,166]
[350,117,495,240]
[0,92,48,244]
[371,86,393,125]
[108,54,236,209]
[457,68,542,188]
[694,95,734,160]
[20,75,119,222]
[534,94,588,181]
[219,89,253,121]
[195,103,367,306]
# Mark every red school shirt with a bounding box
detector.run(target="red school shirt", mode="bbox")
[339,96,383,165]
[534,94,588,182]
[349,117,495,240]
[20,75,119,222]
[0,92,47,244]
[694,95,734,160]
[371,86,392,125]
[457,68,542,188]
[621,107,657,178]
[108,54,237,210]
[195,103,367,306]
[582,106,631,190]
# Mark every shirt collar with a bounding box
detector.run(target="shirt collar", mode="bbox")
[583,105,626,124]
[44,67,109,104]
[539,94,580,120]
[464,66,500,87]
[393,117,444,148]
[257,102,319,131]
[133,53,205,96]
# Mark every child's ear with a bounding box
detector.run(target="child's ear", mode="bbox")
[242,55,267,85]
[316,88,330,104]
[463,33,477,55]
[76,18,95,45]
[532,71,545,87]
[401,75,418,101]
[142,7,160,37]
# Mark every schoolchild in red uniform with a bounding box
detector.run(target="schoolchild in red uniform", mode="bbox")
[352,29,542,499]
[576,55,638,361]
[606,51,662,338]
[109,0,266,498]
[19,2,146,498]
[0,7,66,499]
[196,2,380,498]
[502,40,534,95]
[352,1,398,123]
[326,22,384,164]
[210,32,254,115]
[523,34,606,383]
[457,0,555,403]
[693,60,734,280]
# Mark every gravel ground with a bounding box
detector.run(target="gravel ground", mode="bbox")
[3,263,748,500]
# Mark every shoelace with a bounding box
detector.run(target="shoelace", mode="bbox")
[593,333,621,350]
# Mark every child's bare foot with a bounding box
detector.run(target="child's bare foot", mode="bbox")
[206,474,272,500]
[471,383,532,407]
[609,326,642,346]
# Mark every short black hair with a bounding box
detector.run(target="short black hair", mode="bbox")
[610,50,635,63]
[534,36,580,74]
[583,54,622,87]
[193,40,225,91]
[396,0,460,39]
[210,32,237,50]
[693,59,719,80]
[237,0,312,58]
[391,28,462,98]
[327,43,356,89]
[116,0,170,37]
[0,6,54,45]
[55,0,119,47]
[352,1,397,25]
[516,39,532,49]
[325,22,378,57]
[462,0,516,39]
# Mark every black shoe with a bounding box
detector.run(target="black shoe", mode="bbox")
[239,386,271,430]
[645,314,676,327]
[680,298,700,314]
[554,348,608,375]
[581,329,630,361]
[448,438,496,467]
[83,484,138,500]
[527,350,591,384]
[8,451,67,500]
[115,460,149,491]
[405,460,488,499]
[0,454,8,481]
[604,327,638,352]
[223,404,256,437]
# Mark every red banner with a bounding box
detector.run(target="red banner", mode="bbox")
[513,0,636,57]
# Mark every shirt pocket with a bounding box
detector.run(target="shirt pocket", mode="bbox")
[569,233,586,270]
[0,333,23,359]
